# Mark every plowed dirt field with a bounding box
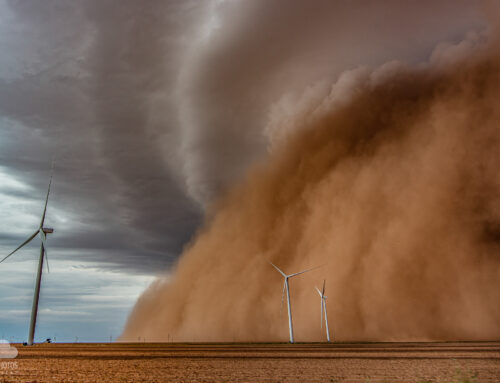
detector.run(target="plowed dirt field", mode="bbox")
[1,342,499,382]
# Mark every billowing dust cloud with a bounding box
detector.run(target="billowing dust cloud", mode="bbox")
[121,33,500,342]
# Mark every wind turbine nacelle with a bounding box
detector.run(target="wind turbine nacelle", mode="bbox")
[42,228,54,234]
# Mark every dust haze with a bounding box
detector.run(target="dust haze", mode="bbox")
[121,10,500,342]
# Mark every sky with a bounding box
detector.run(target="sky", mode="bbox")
[0,0,488,342]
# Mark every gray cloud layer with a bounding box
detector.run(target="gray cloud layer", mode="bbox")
[0,0,206,273]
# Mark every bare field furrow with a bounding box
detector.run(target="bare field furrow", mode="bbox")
[1,342,499,383]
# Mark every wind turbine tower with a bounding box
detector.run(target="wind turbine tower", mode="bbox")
[269,262,320,343]
[315,280,331,342]
[0,167,54,345]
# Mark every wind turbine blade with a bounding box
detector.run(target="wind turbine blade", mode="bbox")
[288,264,323,278]
[39,163,54,228]
[280,280,286,316]
[315,287,322,297]
[268,261,286,277]
[320,299,324,329]
[39,230,50,273]
[322,279,326,295]
[0,231,39,264]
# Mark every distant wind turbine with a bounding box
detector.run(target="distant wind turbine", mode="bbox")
[315,280,331,342]
[269,261,321,343]
[0,166,54,345]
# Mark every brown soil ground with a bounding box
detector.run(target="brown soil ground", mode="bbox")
[1,342,499,383]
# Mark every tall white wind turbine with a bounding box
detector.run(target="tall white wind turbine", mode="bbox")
[269,262,320,344]
[0,166,54,345]
[315,280,331,342]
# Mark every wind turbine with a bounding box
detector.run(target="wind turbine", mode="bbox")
[269,261,320,344]
[0,167,54,345]
[315,280,331,342]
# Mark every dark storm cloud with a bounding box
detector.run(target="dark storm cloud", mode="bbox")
[81,0,203,256]
[0,0,206,273]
